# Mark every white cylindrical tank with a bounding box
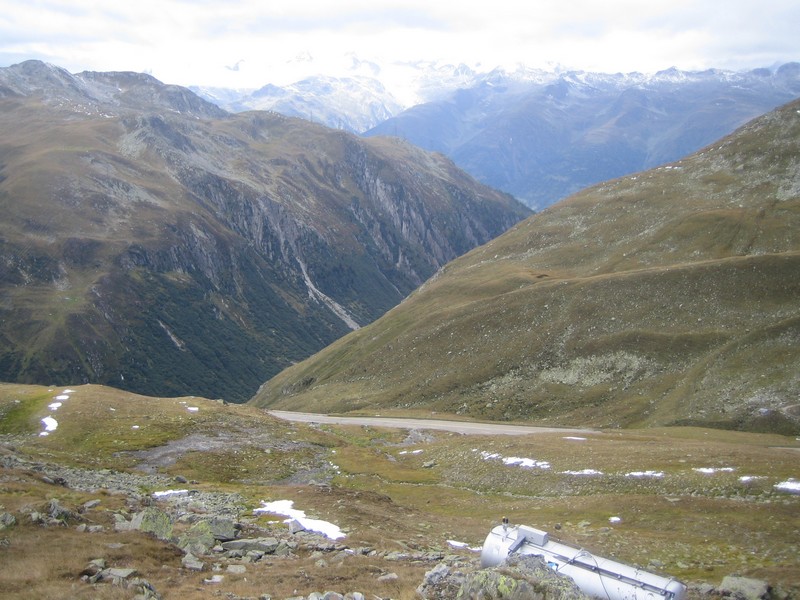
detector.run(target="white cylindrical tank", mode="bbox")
[481,524,687,600]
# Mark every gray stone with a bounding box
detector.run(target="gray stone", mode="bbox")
[274,541,293,556]
[418,554,590,600]
[459,555,589,600]
[178,520,215,554]
[130,507,173,540]
[88,558,106,571]
[0,512,17,530]
[421,563,450,588]
[226,564,246,574]
[81,499,101,512]
[322,592,344,600]
[207,516,238,541]
[46,499,77,522]
[378,572,399,582]
[104,567,138,580]
[222,537,279,553]
[287,518,306,533]
[182,553,206,572]
[720,576,770,600]
[344,594,365,600]
[0,512,17,531]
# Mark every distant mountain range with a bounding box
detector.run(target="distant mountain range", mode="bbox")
[195,62,800,209]
[252,97,800,435]
[0,60,529,402]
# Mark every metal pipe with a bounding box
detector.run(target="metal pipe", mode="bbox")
[481,523,687,600]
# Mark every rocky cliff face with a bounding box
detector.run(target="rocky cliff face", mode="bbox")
[0,60,530,402]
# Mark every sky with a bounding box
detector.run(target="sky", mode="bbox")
[1,0,798,93]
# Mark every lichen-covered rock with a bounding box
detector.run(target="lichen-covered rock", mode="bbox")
[130,507,173,541]
[221,537,280,553]
[0,512,16,530]
[178,520,216,555]
[418,555,590,600]
[181,553,206,572]
[719,576,771,600]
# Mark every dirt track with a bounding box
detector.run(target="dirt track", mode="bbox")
[267,411,596,436]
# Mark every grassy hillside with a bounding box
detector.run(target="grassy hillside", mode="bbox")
[1,383,798,598]
[252,99,800,434]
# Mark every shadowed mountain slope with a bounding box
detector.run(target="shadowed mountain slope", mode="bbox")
[252,99,800,434]
[0,61,530,402]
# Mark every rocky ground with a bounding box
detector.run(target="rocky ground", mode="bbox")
[0,444,788,600]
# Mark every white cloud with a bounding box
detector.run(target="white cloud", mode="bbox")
[1,0,797,88]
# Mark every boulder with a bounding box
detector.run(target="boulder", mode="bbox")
[719,576,770,600]
[130,507,173,541]
[181,553,206,572]
[207,516,238,541]
[102,567,138,582]
[221,537,280,553]
[0,512,16,530]
[81,499,101,512]
[46,499,78,523]
[287,518,306,534]
[418,555,590,600]
[178,520,216,555]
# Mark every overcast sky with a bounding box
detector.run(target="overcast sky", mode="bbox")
[1,0,798,91]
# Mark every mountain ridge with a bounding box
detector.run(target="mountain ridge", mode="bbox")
[366,62,800,208]
[0,60,530,402]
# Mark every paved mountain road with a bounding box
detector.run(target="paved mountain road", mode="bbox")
[267,411,596,436]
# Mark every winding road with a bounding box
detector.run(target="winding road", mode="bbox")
[267,411,596,436]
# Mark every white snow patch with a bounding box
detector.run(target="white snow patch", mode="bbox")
[55,395,70,401]
[561,469,603,476]
[132,425,140,430]
[609,516,622,524]
[152,489,189,498]
[62,389,76,394]
[475,449,550,470]
[40,416,58,435]
[399,449,424,455]
[255,499,345,540]
[626,470,664,478]
[563,436,587,441]
[774,479,800,494]
[186,406,199,412]
[693,467,735,474]
[48,402,63,411]
[203,575,224,584]
[503,456,551,469]
[447,540,481,552]
[739,475,764,483]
